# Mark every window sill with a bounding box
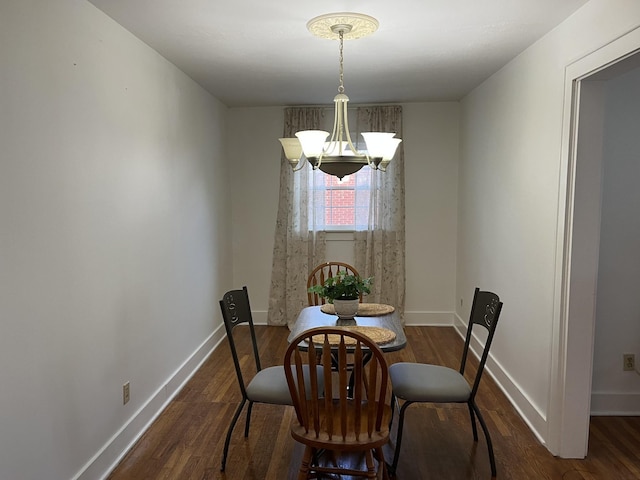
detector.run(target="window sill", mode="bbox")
[324,231,355,241]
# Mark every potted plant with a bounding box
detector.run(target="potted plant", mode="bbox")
[308,271,373,320]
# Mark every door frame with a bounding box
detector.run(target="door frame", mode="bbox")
[549,26,640,458]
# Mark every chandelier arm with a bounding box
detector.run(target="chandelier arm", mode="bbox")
[336,100,345,152]
[323,97,342,154]
[292,158,306,171]
[339,101,368,160]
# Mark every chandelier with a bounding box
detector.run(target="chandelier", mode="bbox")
[279,13,402,179]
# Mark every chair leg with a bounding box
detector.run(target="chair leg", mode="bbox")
[244,400,254,437]
[389,393,396,430]
[220,397,247,472]
[389,400,413,475]
[467,401,479,441]
[365,449,376,478]
[471,401,497,477]
[375,446,389,480]
[298,446,313,480]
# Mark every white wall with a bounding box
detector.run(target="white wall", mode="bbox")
[228,103,459,325]
[227,107,283,324]
[0,1,231,479]
[404,103,459,324]
[591,67,640,414]
[458,0,640,450]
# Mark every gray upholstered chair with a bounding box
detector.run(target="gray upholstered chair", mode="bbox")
[388,288,503,477]
[219,287,323,472]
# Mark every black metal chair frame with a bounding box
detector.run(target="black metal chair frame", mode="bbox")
[219,286,286,472]
[389,287,503,477]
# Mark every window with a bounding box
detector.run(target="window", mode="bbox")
[309,167,372,231]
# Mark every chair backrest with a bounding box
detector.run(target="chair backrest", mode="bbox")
[219,286,261,398]
[307,262,361,306]
[284,327,390,443]
[460,287,503,399]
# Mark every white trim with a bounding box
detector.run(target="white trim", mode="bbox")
[550,25,640,458]
[73,324,227,480]
[85,311,545,480]
[324,231,356,240]
[453,316,548,446]
[253,310,269,325]
[591,392,640,416]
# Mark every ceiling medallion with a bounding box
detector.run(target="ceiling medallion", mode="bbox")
[306,13,379,40]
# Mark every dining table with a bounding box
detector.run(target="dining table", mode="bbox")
[288,304,406,398]
[287,304,407,352]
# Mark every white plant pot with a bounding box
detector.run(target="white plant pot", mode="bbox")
[332,299,359,320]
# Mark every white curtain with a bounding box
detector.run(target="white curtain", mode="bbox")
[268,105,406,327]
[267,108,327,328]
[354,105,406,321]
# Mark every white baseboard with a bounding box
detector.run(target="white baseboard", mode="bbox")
[452,315,549,446]
[253,310,269,325]
[82,310,557,480]
[73,324,227,480]
[591,392,640,415]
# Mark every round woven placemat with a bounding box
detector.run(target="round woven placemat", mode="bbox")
[320,303,395,316]
[310,326,396,346]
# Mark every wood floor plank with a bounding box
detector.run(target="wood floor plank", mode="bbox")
[107,326,640,479]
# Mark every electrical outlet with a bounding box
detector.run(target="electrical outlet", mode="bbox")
[623,354,635,372]
[123,382,130,404]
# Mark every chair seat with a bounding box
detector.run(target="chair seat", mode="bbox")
[389,362,471,403]
[246,366,293,405]
[387,289,502,477]
[247,365,324,405]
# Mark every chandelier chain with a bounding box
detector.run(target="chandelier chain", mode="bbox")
[338,29,345,94]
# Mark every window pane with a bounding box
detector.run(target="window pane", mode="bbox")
[326,189,355,226]
[308,166,372,230]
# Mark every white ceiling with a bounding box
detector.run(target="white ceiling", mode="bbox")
[88,0,589,107]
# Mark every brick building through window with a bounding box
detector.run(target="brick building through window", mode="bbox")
[310,169,371,230]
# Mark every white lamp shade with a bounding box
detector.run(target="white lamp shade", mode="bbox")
[362,132,402,160]
[278,137,303,161]
[296,130,330,157]
[381,138,402,160]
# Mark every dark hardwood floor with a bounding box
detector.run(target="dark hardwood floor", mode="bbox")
[107,325,640,479]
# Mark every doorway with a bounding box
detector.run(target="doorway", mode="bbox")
[589,60,640,416]
[550,27,640,458]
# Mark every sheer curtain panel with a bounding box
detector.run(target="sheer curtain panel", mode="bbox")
[268,108,326,328]
[354,105,406,321]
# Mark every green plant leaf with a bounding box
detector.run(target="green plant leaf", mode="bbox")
[307,271,373,302]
